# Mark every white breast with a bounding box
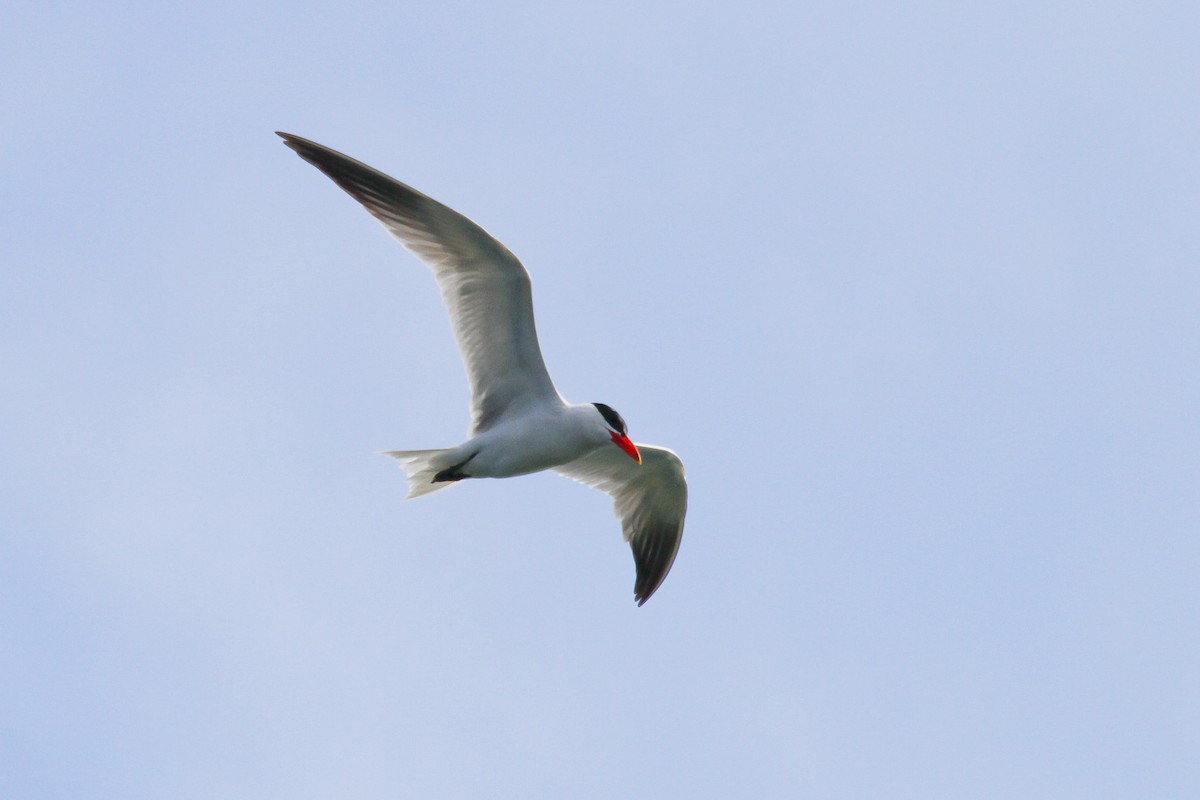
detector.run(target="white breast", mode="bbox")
[464,404,606,478]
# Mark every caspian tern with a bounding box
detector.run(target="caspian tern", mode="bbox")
[278,132,687,605]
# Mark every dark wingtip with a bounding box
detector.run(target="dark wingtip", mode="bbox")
[276,132,319,158]
[276,132,330,163]
[629,515,684,607]
[632,563,666,606]
[633,581,660,607]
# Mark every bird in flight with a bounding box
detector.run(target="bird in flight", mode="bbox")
[278,132,687,605]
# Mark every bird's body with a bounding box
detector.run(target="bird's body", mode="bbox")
[278,132,687,604]
[449,403,614,479]
[391,401,618,489]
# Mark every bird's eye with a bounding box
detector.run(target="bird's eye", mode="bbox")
[592,402,627,436]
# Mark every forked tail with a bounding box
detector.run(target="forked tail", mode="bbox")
[384,448,460,498]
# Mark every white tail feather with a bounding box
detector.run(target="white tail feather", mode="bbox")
[384,449,460,498]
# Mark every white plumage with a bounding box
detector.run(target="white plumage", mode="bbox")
[279,132,687,605]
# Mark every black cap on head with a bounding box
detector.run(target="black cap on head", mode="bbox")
[592,403,628,437]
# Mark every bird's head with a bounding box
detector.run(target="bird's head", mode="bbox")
[592,402,641,464]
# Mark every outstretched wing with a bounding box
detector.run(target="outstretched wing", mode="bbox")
[278,132,561,432]
[555,444,687,605]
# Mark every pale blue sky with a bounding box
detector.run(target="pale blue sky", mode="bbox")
[4,2,1198,797]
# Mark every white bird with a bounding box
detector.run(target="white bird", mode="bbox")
[278,132,687,605]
